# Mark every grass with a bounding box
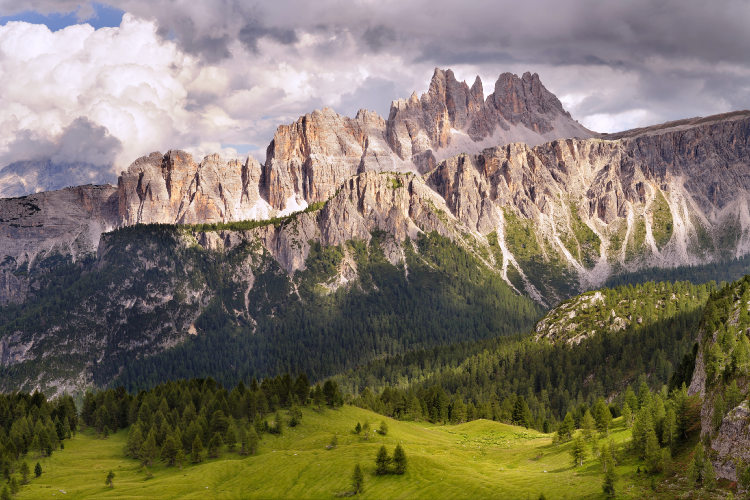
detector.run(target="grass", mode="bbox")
[650,192,674,251]
[14,406,700,500]
[626,217,647,262]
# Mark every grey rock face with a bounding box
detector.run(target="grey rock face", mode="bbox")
[0,184,118,304]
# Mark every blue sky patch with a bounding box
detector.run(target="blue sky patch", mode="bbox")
[0,3,123,31]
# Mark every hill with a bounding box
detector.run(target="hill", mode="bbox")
[17,405,675,500]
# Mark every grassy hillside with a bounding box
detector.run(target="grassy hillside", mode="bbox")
[14,405,691,500]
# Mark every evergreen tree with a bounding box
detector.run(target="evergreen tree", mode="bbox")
[557,412,574,441]
[662,408,677,452]
[20,461,29,484]
[0,486,9,500]
[621,403,632,428]
[363,421,372,440]
[105,470,115,488]
[602,464,616,498]
[512,397,532,428]
[687,443,705,486]
[139,429,158,466]
[191,435,205,463]
[354,422,362,434]
[288,406,302,427]
[378,421,388,436]
[392,444,407,475]
[570,435,587,467]
[34,462,42,478]
[593,398,612,434]
[8,478,18,495]
[704,458,717,489]
[375,445,390,475]
[208,432,223,458]
[175,448,186,469]
[581,410,596,441]
[225,425,237,452]
[351,464,364,494]
[644,429,661,473]
[160,434,179,466]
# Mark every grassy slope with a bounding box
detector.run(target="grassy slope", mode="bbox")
[17,406,683,500]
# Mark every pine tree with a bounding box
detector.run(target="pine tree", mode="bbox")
[662,408,677,452]
[160,434,179,466]
[581,410,596,441]
[602,462,616,498]
[191,435,205,463]
[570,435,587,467]
[378,421,388,436]
[687,443,705,486]
[354,422,362,434]
[392,444,407,474]
[593,398,612,434]
[105,470,115,488]
[644,428,661,473]
[704,458,717,489]
[8,477,18,495]
[621,403,632,428]
[512,397,532,428]
[225,424,237,452]
[351,464,364,494]
[140,429,158,466]
[20,461,30,484]
[375,445,390,475]
[0,486,10,500]
[557,412,574,441]
[34,462,42,477]
[208,432,223,458]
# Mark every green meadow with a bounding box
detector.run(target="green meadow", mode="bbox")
[17,405,694,499]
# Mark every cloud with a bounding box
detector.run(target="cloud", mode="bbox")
[0,0,749,186]
[5,117,122,167]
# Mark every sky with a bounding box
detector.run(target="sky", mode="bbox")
[0,0,749,182]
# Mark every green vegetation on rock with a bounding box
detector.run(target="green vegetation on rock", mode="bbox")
[651,191,674,250]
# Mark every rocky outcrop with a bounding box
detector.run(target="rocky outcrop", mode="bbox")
[120,69,592,221]
[118,150,267,225]
[688,275,750,481]
[0,184,118,304]
[386,69,593,170]
[262,108,400,211]
[425,111,750,299]
[193,170,464,275]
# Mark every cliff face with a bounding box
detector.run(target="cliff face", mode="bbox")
[0,170,476,395]
[688,276,750,482]
[0,184,118,305]
[426,113,750,302]
[386,69,592,171]
[119,69,592,219]
[118,150,266,225]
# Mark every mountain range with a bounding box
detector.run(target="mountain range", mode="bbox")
[0,69,750,402]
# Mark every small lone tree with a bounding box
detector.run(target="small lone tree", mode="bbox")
[375,445,390,475]
[34,462,42,478]
[378,421,388,436]
[105,470,115,488]
[354,422,362,434]
[392,444,407,474]
[351,464,364,494]
[327,435,338,450]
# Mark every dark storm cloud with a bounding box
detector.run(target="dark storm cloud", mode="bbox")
[5,117,122,167]
[2,0,750,131]
[238,19,297,53]
[361,25,396,52]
